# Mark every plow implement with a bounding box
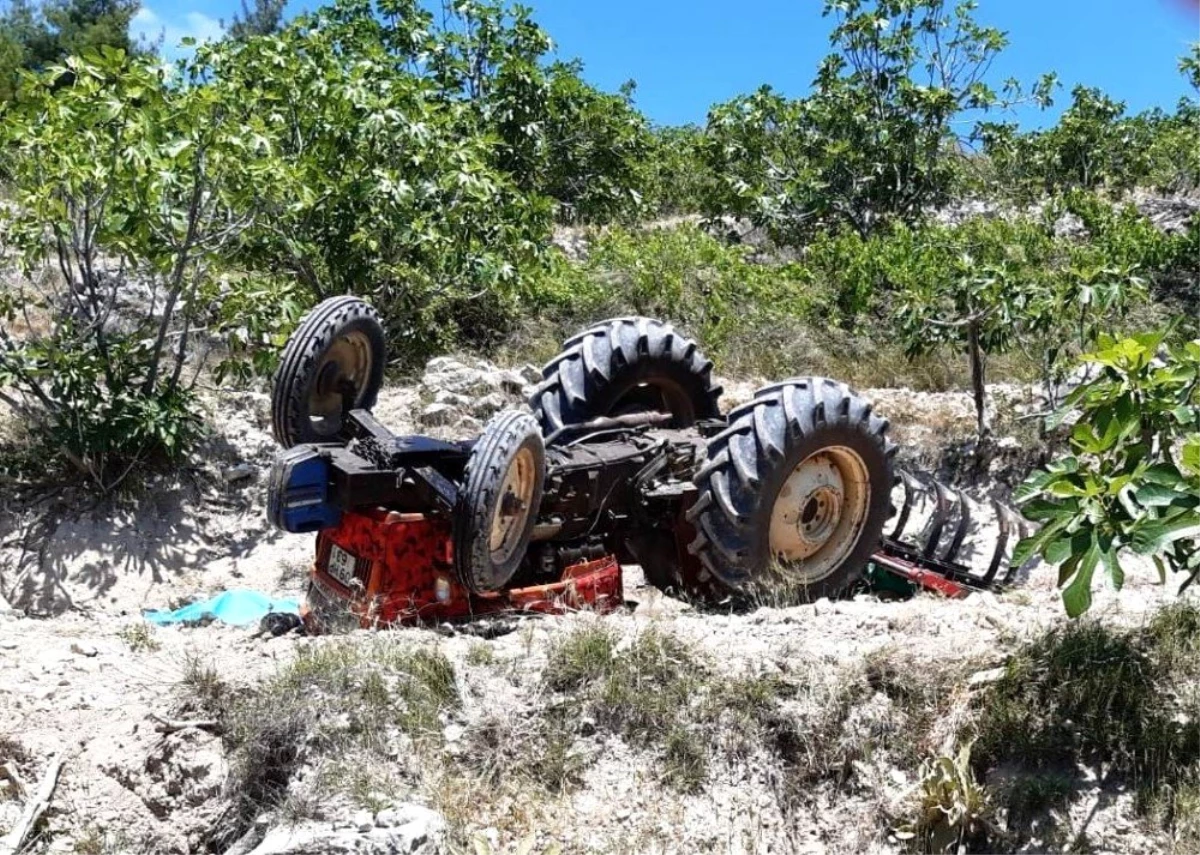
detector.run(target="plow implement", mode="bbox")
[876,470,1037,595]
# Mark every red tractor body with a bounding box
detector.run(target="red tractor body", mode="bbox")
[304,508,623,629]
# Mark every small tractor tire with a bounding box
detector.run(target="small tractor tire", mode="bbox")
[454,410,546,593]
[530,317,722,435]
[687,377,896,600]
[271,296,386,448]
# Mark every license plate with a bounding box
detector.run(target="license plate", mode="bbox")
[327,544,359,588]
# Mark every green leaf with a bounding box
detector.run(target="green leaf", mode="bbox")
[1012,518,1068,568]
[1014,469,1054,504]
[1182,436,1200,476]
[1153,555,1168,584]
[1046,530,1091,565]
[1062,541,1100,618]
[1131,513,1200,555]
[1022,497,1074,522]
[1141,464,1183,486]
[1103,548,1125,591]
[1134,483,1185,508]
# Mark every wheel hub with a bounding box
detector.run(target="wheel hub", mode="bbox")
[488,446,537,565]
[768,447,871,583]
[309,331,373,434]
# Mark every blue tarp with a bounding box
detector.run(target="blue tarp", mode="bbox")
[143,589,301,627]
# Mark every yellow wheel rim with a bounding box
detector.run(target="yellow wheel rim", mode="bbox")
[768,446,871,583]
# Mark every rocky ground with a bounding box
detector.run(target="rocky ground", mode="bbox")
[0,357,1191,854]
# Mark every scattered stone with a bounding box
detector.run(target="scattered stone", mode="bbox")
[471,393,508,419]
[967,666,1007,687]
[221,463,256,483]
[245,805,446,854]
[418,403,457,427]
[69,642,98,657]
[433,390,471,408]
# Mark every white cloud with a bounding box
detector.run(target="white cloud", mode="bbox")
[132,6,225,59]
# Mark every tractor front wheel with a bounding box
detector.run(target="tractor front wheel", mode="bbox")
[271,296,386,448]
[453,410,546,593]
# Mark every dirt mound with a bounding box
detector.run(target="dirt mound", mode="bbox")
[0,358,1184,853]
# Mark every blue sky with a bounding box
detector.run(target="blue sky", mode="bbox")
[133,0,1199,127]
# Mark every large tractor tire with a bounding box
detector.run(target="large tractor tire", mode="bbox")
[271,296,386,448]
[453,410,546,593]
[530,317,722,435]
[687,377,895,600]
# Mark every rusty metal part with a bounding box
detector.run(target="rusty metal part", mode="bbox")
[870,551,969,598]
[488,445,538,565]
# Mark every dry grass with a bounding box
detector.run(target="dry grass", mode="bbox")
[173,604,1200,854]
[178,654,230,715]
[198,638,458,849]
[465,642,498,667]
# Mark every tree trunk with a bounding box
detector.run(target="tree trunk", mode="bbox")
[968,321,988,438]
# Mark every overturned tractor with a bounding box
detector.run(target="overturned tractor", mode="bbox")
[266,297,1031,629]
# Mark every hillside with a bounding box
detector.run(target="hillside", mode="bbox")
[0,1,1198,853]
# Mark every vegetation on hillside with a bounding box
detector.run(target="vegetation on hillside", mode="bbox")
[0,0,1195,608]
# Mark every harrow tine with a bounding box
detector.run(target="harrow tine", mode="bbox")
[942,487,972,564]
[923,479,950,558]
[981,498,1011,586]
[1000,514,1041,585]
[890,470,918,540]
[881,468,1034,592]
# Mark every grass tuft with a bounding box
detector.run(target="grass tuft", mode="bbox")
[465,642,498,667]
[207,639,458,848]
[973,621,1171,772]
[542,624,618,692]
[1002,772,1074,827]
[970,612,1200,842]
[179,654,230,715]
[541,625,792,792]
[118,622,160,652]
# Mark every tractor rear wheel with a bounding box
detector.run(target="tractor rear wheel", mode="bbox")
[687,377,895,600]
[530,317,722,435]
[271,296,386,448]
[453,410,546,593]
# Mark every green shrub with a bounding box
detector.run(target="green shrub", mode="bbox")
[971,615,1200,835]
[642,125,714,216]
[0,46,277,489]
[522,223,819,365]
[702,0,1052,243]
[1014,334,1200,615]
